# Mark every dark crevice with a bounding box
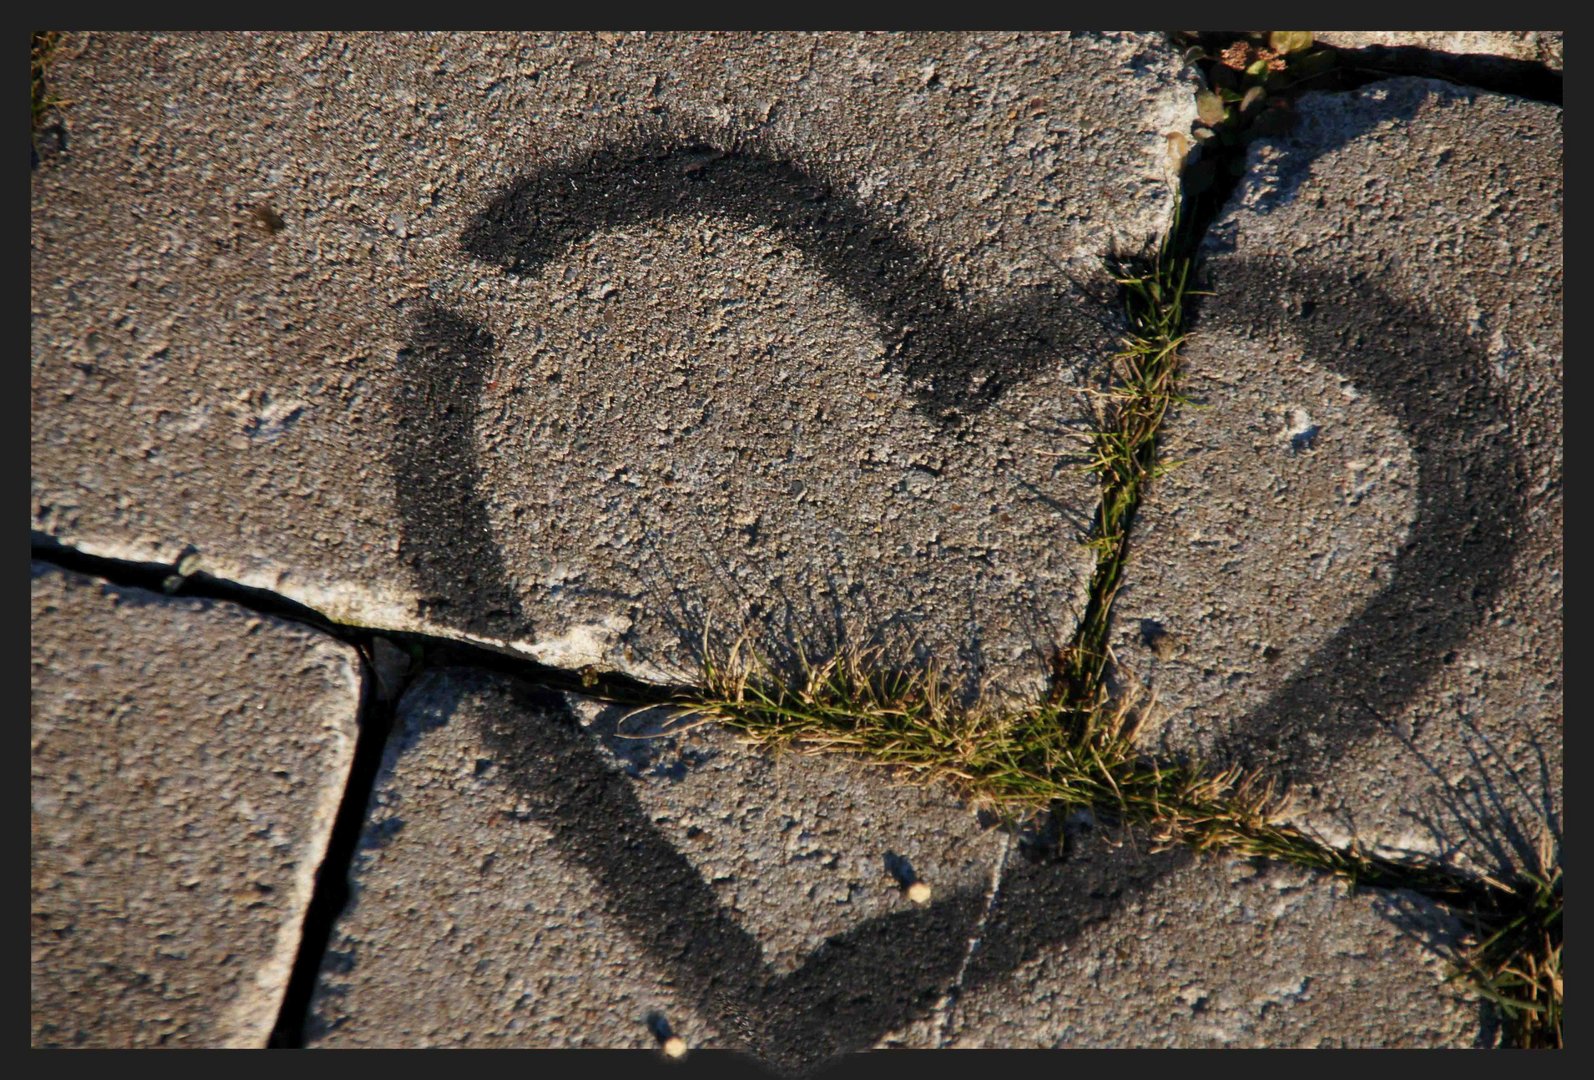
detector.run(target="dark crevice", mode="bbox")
[265,649,395,1047]
[29,531,687,710]
[30,501,1533,1051]
[1322,44,1560,105]
[1107,33,1556,1046]
[30,535,690,1048]
[32,531,343,641]
[1160,33,1558,280]
[1172,32,1560,106]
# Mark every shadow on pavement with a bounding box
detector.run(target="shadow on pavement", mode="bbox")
[387,133,1530,1065]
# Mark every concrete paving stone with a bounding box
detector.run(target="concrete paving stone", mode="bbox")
[307,667,1006,1067]
[1314,31,1562,71]
[1110,79,1561,876]
[31,31,1198,690]
[30,561,361,1047]
[941,832,1485,1048]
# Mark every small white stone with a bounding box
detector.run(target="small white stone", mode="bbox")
[906,881,933,904]
[662,1035,688,1058]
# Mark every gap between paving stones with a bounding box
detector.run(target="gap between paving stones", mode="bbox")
[1062,33,1559,1047]
[1152,34,1560,1048]
[677,29,1564,1043]
[1143,34,1561,1046]
[30,32,1562,1051]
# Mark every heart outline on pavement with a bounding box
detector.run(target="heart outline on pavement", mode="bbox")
[385,135,1528,1066]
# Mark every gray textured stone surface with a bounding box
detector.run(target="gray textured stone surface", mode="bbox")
[1315,31,1562,70]
[1110,79,1562,875]
[31,561,361,1047]
[307,668,1004,1065]
[32,34,1559,1056]
[941,834,1485,1048]
[31,31,1198,688]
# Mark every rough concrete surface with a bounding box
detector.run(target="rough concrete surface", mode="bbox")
[308,669,1484,1060]
[308,668,1005,1067]
[1110,79,1561,876]
[31,561,361,1047]
[32,30,1561,1057]
[31,31,1198,687]
[1315,31,1562,70]
[943,834,1484,1048]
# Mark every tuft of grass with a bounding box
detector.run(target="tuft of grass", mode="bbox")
[679,639,1484,896]
[653,176,1563,1046]
[678,636,1562,1047]
[31,31,68,132]
[622,37,1564,1046]
[1451,829,1563,1048]
[1053,222,1199,701]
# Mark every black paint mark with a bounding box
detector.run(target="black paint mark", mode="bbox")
[385,136,1528,1066]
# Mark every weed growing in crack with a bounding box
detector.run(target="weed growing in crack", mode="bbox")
[31,30,73,169]
[675,633,1562,1045]
[30,26,1545,1047]
[31,31,71,132]
[1173,31,1337,196]
[658,43,1564,1041]
[1056,221,1200,700]
[1169,29,1563,1047]
[1450,827,1563,1048]
[677,637,1484,895]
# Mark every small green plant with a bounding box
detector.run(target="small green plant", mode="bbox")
[676,637,1492,895]
[655,143,1564,1044]
[1451,829,1563,1048]
[1177,32,1338,194]
[1057,225,1199,699]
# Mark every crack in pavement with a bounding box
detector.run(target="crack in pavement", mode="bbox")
[29,34,1559,1054]
[265,648,394,1047]
[31,214,1537,1061]
[935,829,1012,1048]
